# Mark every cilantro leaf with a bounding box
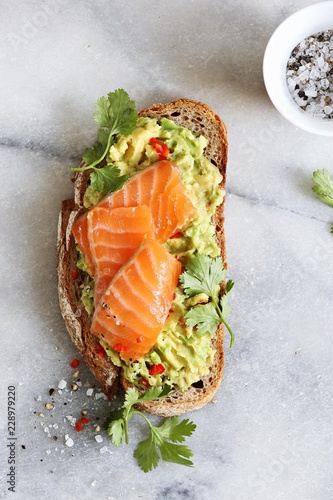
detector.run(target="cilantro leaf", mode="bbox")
[134,417,196,472]
[312,169,333,208]
[180,254,225,298]
[123,386,141,411]
[220,279,234,318]
[158,441,194,468]
[312,169,333,233]
[158,416,196,443]
[89,165,129,194]
[72,89,138,195]
[185,303,220,335]
[138,385,173,402]
[104,89,138,136]
[107,414,125,447]
[94,95,112,128]
[92,89,138,136]
[181,254,235,347]
[134,434,160,473]
[82,141,105,166]
[106,386,196,472]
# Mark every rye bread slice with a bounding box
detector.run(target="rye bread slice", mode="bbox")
[57,98,228,416]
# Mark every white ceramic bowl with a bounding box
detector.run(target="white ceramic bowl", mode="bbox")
[263,1,333,136]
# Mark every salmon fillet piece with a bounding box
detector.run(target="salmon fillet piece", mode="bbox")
[91,237,181,361]
[72,160,196,276]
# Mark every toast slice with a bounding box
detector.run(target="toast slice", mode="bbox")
[57,98,228,417]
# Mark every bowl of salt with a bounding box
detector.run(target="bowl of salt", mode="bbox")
[263,1,333,136]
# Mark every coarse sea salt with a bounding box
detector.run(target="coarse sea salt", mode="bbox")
[286,30,333,119]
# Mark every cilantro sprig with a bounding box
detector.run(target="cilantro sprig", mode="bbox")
[312,169,333,233]
[107,387,196,473]
[180,254,235,348]
[72,89,138,194]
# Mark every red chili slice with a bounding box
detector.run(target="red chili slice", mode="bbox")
[70,358,80,369]
[139,378,151,388]
[149,363,165,376]
[149,138,169,158]
[72,270,78,280]
[113,343,130,353]
[75,417,90,432]
[170,231,182,239]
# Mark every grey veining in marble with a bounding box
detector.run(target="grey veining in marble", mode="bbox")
[1,1,333,499]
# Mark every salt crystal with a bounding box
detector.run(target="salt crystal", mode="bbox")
[65,437,74,448]
[287,77,296,89]
[297,65,307,74]
[298,70,309,82]
[100,446,108,454]
[58,379,67,390]
[321,78,329,90]
[305,88,317,98]
[46,450,51,455]
[295,96,306,106]
[95,392,107,400]
[91,480,97,487]
[86,388,94,397]
[66,415,76,426]
[310,68,320,79]
[324,105,333,114]
[322,62,329,72]
[95,435,103,443]
[317,55,325,68]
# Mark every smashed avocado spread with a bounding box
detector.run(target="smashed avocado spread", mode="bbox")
[80,116,224,392]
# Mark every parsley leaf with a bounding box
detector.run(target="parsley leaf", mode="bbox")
[72,89,138,195]
[180,254,235,348]
[106,387,196,472]
[312,169,333,233]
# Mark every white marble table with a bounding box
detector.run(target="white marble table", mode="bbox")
[1,1,333,499]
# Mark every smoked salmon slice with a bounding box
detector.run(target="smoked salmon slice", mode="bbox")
[91,237,181,361]
[87,205,154,306]
[72,161,196,275]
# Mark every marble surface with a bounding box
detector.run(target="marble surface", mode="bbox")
[1,1,333,499]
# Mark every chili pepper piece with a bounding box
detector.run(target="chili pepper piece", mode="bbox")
[70,358,80,369]
[149,363,165,376]
[113,343,130,353]
[139,378,151,388]
[149,137,169,157]
[75,416,90,432]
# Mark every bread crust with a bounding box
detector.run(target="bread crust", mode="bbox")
[57,98,228,416]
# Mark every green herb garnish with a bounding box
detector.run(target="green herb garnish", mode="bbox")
[72,89,138,194]
[180,254,235,347]
[107,386,196,472]
[312,169,333,233]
